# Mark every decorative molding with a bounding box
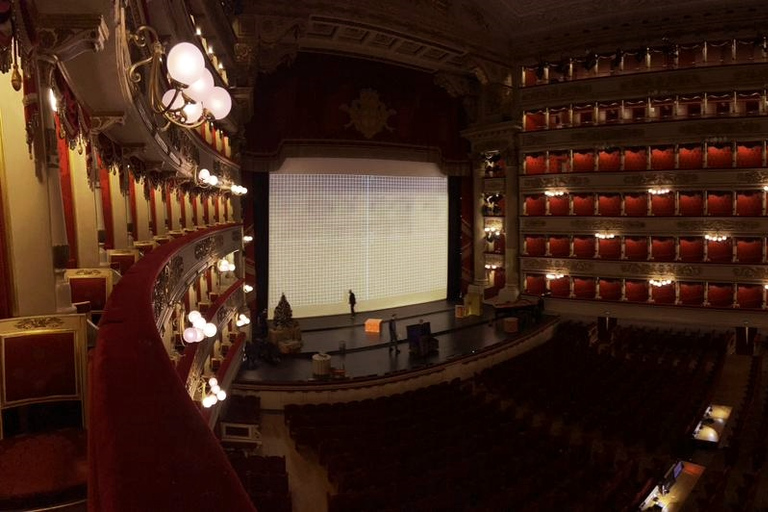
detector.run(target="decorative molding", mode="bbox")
[521,218,547,229]
[620,263,702,277]
[736,171,768,185]
[521,259,594,272]
[733,267,768,279]
[520,83,594,104]
[36,13,108,61]
[676,219,761,231]
[678,120,763,136]
[194,235,225,261]
[340,89,396,139]
[570,127,645,143]
[13,317,64,330]
[74,269,103,276]
[152,256,184,321]
[622,172,698,186]
[522,175,590,188]
[570,219,646,230]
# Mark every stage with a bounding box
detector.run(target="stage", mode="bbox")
[236,299,544,384]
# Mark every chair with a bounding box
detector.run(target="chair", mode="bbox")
[107,248,140,275]
[0,314,88,509]
[65,267,119,318]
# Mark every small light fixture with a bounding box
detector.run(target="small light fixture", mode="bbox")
[545,273,565,280]
[243,284,254,293]
[48,88,58,112]
[243,235,254,243]
[217,258,235,272]
[201,376,227,408]
[705,234,728,242]
[649,279,673,287]
[544,190,567,197]
[595,233,616,239]
[648,188,670,195]
[484,227,502,242]
[236,313,251,327]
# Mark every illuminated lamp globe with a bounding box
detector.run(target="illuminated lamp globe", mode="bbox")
[193,317,207,329]
[216,390,227,401]
[183,327,199,343]
[182,101,204,123]
[211,384,221,394]
[202,395,215,408]
[166,42,205,86]
[161,89,185,111]
[186,68,214,102]
[194,328,205,343]
[217,259,228,272]
[205,86,232,120]
[240,187,248,195]
[203,322,218,337]
[198,168,211,183]
[209,377,218,387]
[207,175,219,186]
[188,310,202,323]
[227,262,236,272]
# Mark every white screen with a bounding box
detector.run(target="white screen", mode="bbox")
[269,173,448,317]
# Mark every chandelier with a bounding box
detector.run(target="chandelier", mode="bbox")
[127,26,232,130]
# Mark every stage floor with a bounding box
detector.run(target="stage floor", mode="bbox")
[237,300,540,384]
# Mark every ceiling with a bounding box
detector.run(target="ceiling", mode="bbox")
[231,0,768,79]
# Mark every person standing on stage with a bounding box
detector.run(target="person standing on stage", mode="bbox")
[348,289,356,317]
[389,313,400,353]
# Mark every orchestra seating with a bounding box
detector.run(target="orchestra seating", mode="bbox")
[279,321,727,511]
[226,452,291,512]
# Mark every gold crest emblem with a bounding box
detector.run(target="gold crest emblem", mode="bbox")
[340,89,396,139]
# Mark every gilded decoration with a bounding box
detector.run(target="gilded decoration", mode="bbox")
[152,256,184,321]
[520,83,593,104]
[522,259,594,272]
[618,73,703,92]
[522,219,547,228]
[340,89,396,139]
[194,235,225,260]
[522,175,590,188]
[571,128,645,142]
[620,263,702,277]
[676,220,760,232]
[74,269,102,276]
[622,173,698,186]
[733,267,768,279]
[736,171,768,184]
[678,121,762,136]
[570,219,646,231]
[13,317,64,330]
[232,230,242,242]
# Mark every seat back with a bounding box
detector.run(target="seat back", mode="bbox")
[65,267,117,315]
[107,249,140,275]
[0,314,87,439]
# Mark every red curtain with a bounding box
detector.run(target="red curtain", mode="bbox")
[679,146,703,169]
[573,151,595,172]
[525,236,546,256]
[680,283,704,306]
[736,144,763,168]
[599,238,621,259]
[651,147,675,170]
[598,194,621,216]
[737,239,763,263]
[679,192,704,216]
[549,236,570,257]
[707,192,733,216]
[651,238,675,261]
[526,275,547,295]
[128,174,139,241]
[598,150,621,171]
[708,284,733,307]
[548,152,570,173]
[624,148,647,170]
[651,194,675,216]
[573,236,595,258]
[707,239,732,263]
[572,194,595,216]
[680,238,704,261]
[736,192,762,216]
[99,164,115,249]
[625,237,648,260]
[149,187,158,235]
[625,280,649,302]
[624,193,647,216]
[55,115,78,268]
[550,278,570,297]
[525,154,546,174]
[573,277,596,299]
[525,112,546,131]
[707,145,733,169]
[652,284,676,304]
[525,195,546,216]
[599,279,621,300]
[549,196,569,215]
[738,285,763,309]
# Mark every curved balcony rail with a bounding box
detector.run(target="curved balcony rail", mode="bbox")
[89,224,256,512]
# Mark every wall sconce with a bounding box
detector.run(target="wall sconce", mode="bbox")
[484,264,502,270]
[201,377,227,408]
[235,313,251,327]
[217,258,236,272]
[648,188,670,195]
[183,310,217,343]
[484,227,502,242]
[762,185,768,192]
[595,232,616,239]
[649,279,673,287]
[243,284,254,293]
[196,168,220,187]
[545,273,565,280]
[127,26,232,129]
[705,234,728,242]
[764,284,768,290]
[242,235,254,243]
[230,185,248,196]
[544,189,567,197]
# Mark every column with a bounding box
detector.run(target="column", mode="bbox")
[647,192,652,216]
[675,281,681,305]
[733,284,739,308]
[620,147,626,170]
[732,141,738,168]
[675,236,681,261]
[595,238,601,258]
[594,193,599,215]
[732,238,738,262]
[647,236,653,260]
[503,126,522,301]
[545,195,551,215]
[762,188,767,216]
[545,236,551,256]
[732,191,738,216]
[595,278,601,299]
[568,194,574,215]
[675,191,680,215]
[703,190,709,215]
[703,142,709,168]
[703,238,709,261]
[620,236,626,259]
[569,277,575,298]
[569,235,575,257]
[620,193,626,216]
[620,278,627,301]
[674,144,680,169]
[763,237,767,262]
[703,282,710,306]
[472,161,487,287]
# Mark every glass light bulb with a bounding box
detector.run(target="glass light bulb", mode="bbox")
[162,89,184,111]
[203,322,218,337]
[207,175,219,186]
[209,377,218,387]
[182,101,203,124]
[193,317,207,329]
[188,310,202,323]
[198,168,211,183]
[194,327,205,343]
[211,384,221,394]
[186,68,214,103]
[204,86,232,120]
[216,390,227,401]
[166,42,205,86]
[183,327,198,343]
